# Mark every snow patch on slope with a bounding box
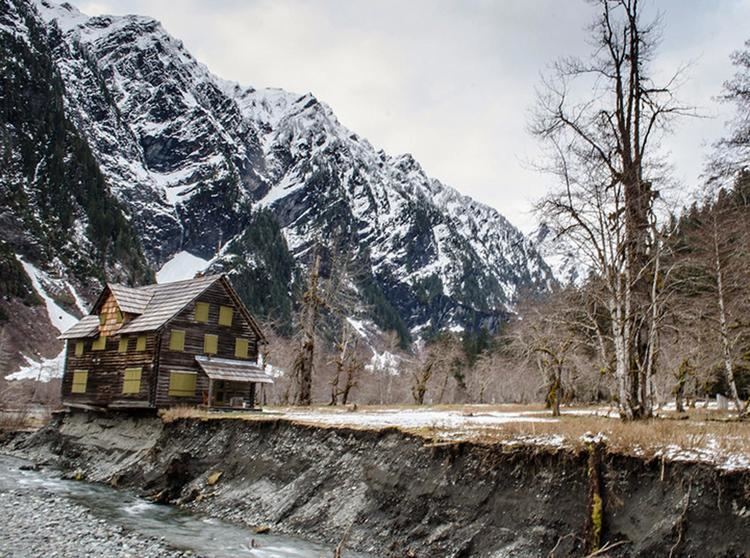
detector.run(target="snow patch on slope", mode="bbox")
[5,350,65,382]
[17,257,78,333]
[156,251,210,283]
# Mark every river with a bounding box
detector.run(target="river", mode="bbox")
[0,455,363,557]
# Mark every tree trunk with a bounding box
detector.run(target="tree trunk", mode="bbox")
[713,217,744,413]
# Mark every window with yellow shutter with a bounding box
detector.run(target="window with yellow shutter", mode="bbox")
[235,338,249,359]
[75,341,84,356]
[168,371,197,397]
[204,334,218,355]
[122,367,142,394]
[71,370,88,394]
[195,302,210,323]
[118,337,129,353]
[136,335,147,351]
[218,306,233,326]
[169,330,185,352]
[91,336,107,350]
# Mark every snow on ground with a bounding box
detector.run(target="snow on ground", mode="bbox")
[16,257,78,333]
[156,251,210,283]
[654,436,750,472]
[5,349,65,382]
[277,407,557,430]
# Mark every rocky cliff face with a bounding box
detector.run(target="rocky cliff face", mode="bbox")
[1,0,553,375]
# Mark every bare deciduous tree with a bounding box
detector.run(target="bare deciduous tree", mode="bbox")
[531,0,691,420]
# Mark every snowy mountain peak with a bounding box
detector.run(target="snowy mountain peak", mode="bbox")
[4,0,554,347]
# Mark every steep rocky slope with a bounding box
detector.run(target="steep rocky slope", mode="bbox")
[1,0,553,375]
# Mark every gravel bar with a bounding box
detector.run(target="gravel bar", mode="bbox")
[0,488,197,558]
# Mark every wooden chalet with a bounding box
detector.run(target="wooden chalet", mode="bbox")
[58,274,272,411]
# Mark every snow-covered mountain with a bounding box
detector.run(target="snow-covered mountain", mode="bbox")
[0,0,553,375]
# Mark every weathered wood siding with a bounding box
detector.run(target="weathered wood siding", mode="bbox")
[155,281,260,407]
[61,332,157,407]
[97,292,135,337]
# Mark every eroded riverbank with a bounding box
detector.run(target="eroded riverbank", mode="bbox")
[3,411,750,557]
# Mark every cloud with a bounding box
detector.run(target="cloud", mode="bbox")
[76,0,749,232]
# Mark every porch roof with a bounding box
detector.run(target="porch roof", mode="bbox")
[195,355,274,384]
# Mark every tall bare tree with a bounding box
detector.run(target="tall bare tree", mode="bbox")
[531,0,691,419]
[292,253,325,406]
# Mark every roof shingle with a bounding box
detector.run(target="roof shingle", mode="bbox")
[59,275,224,339]
[117,275,221,334]
[58,315,100,340]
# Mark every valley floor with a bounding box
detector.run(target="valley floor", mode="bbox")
[163,403,750,471]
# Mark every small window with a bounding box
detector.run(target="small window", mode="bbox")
[91,336,107,350]
[71,370,88,394]
[122,367,142,394]
[218,306,233,327]
[118,337,129,353]
[136,335,147,351]
[195,302,210,323]
[169,330,185,352]
[115,309,123,323]
[168,371,197,397]
[235,338,249,359]
[74,341,84,357]
[204,334,218,355]
[99,313,106,325]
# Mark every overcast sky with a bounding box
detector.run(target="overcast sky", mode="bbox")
[76,0,750,232]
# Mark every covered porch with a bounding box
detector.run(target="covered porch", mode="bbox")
[195,356,273,410]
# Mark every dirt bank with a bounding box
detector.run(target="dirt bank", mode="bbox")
[4,411,749,557]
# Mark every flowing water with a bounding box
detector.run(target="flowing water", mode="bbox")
[0,455,365,558]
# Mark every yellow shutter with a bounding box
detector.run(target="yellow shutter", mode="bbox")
[204,334,218,355]
[168,371,197,397]
[92,336,107,350]
[169,330,185,352]
[218,306,233,326]
[136,335,147,351]
[118,337,129,353]
[235,338,249,359]
[195,302,210,323]
[99,313,106,325]
[122,367,142,394]
[116,309,123,323]
[71,370,88,393]
[75,341,84,356]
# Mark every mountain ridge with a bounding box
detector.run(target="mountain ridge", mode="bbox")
[1,0,554,377]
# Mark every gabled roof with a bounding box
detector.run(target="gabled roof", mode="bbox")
[59,274,265,341]
[58,315,100,340]
[108,284,154,314]
[117,275,222,334]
